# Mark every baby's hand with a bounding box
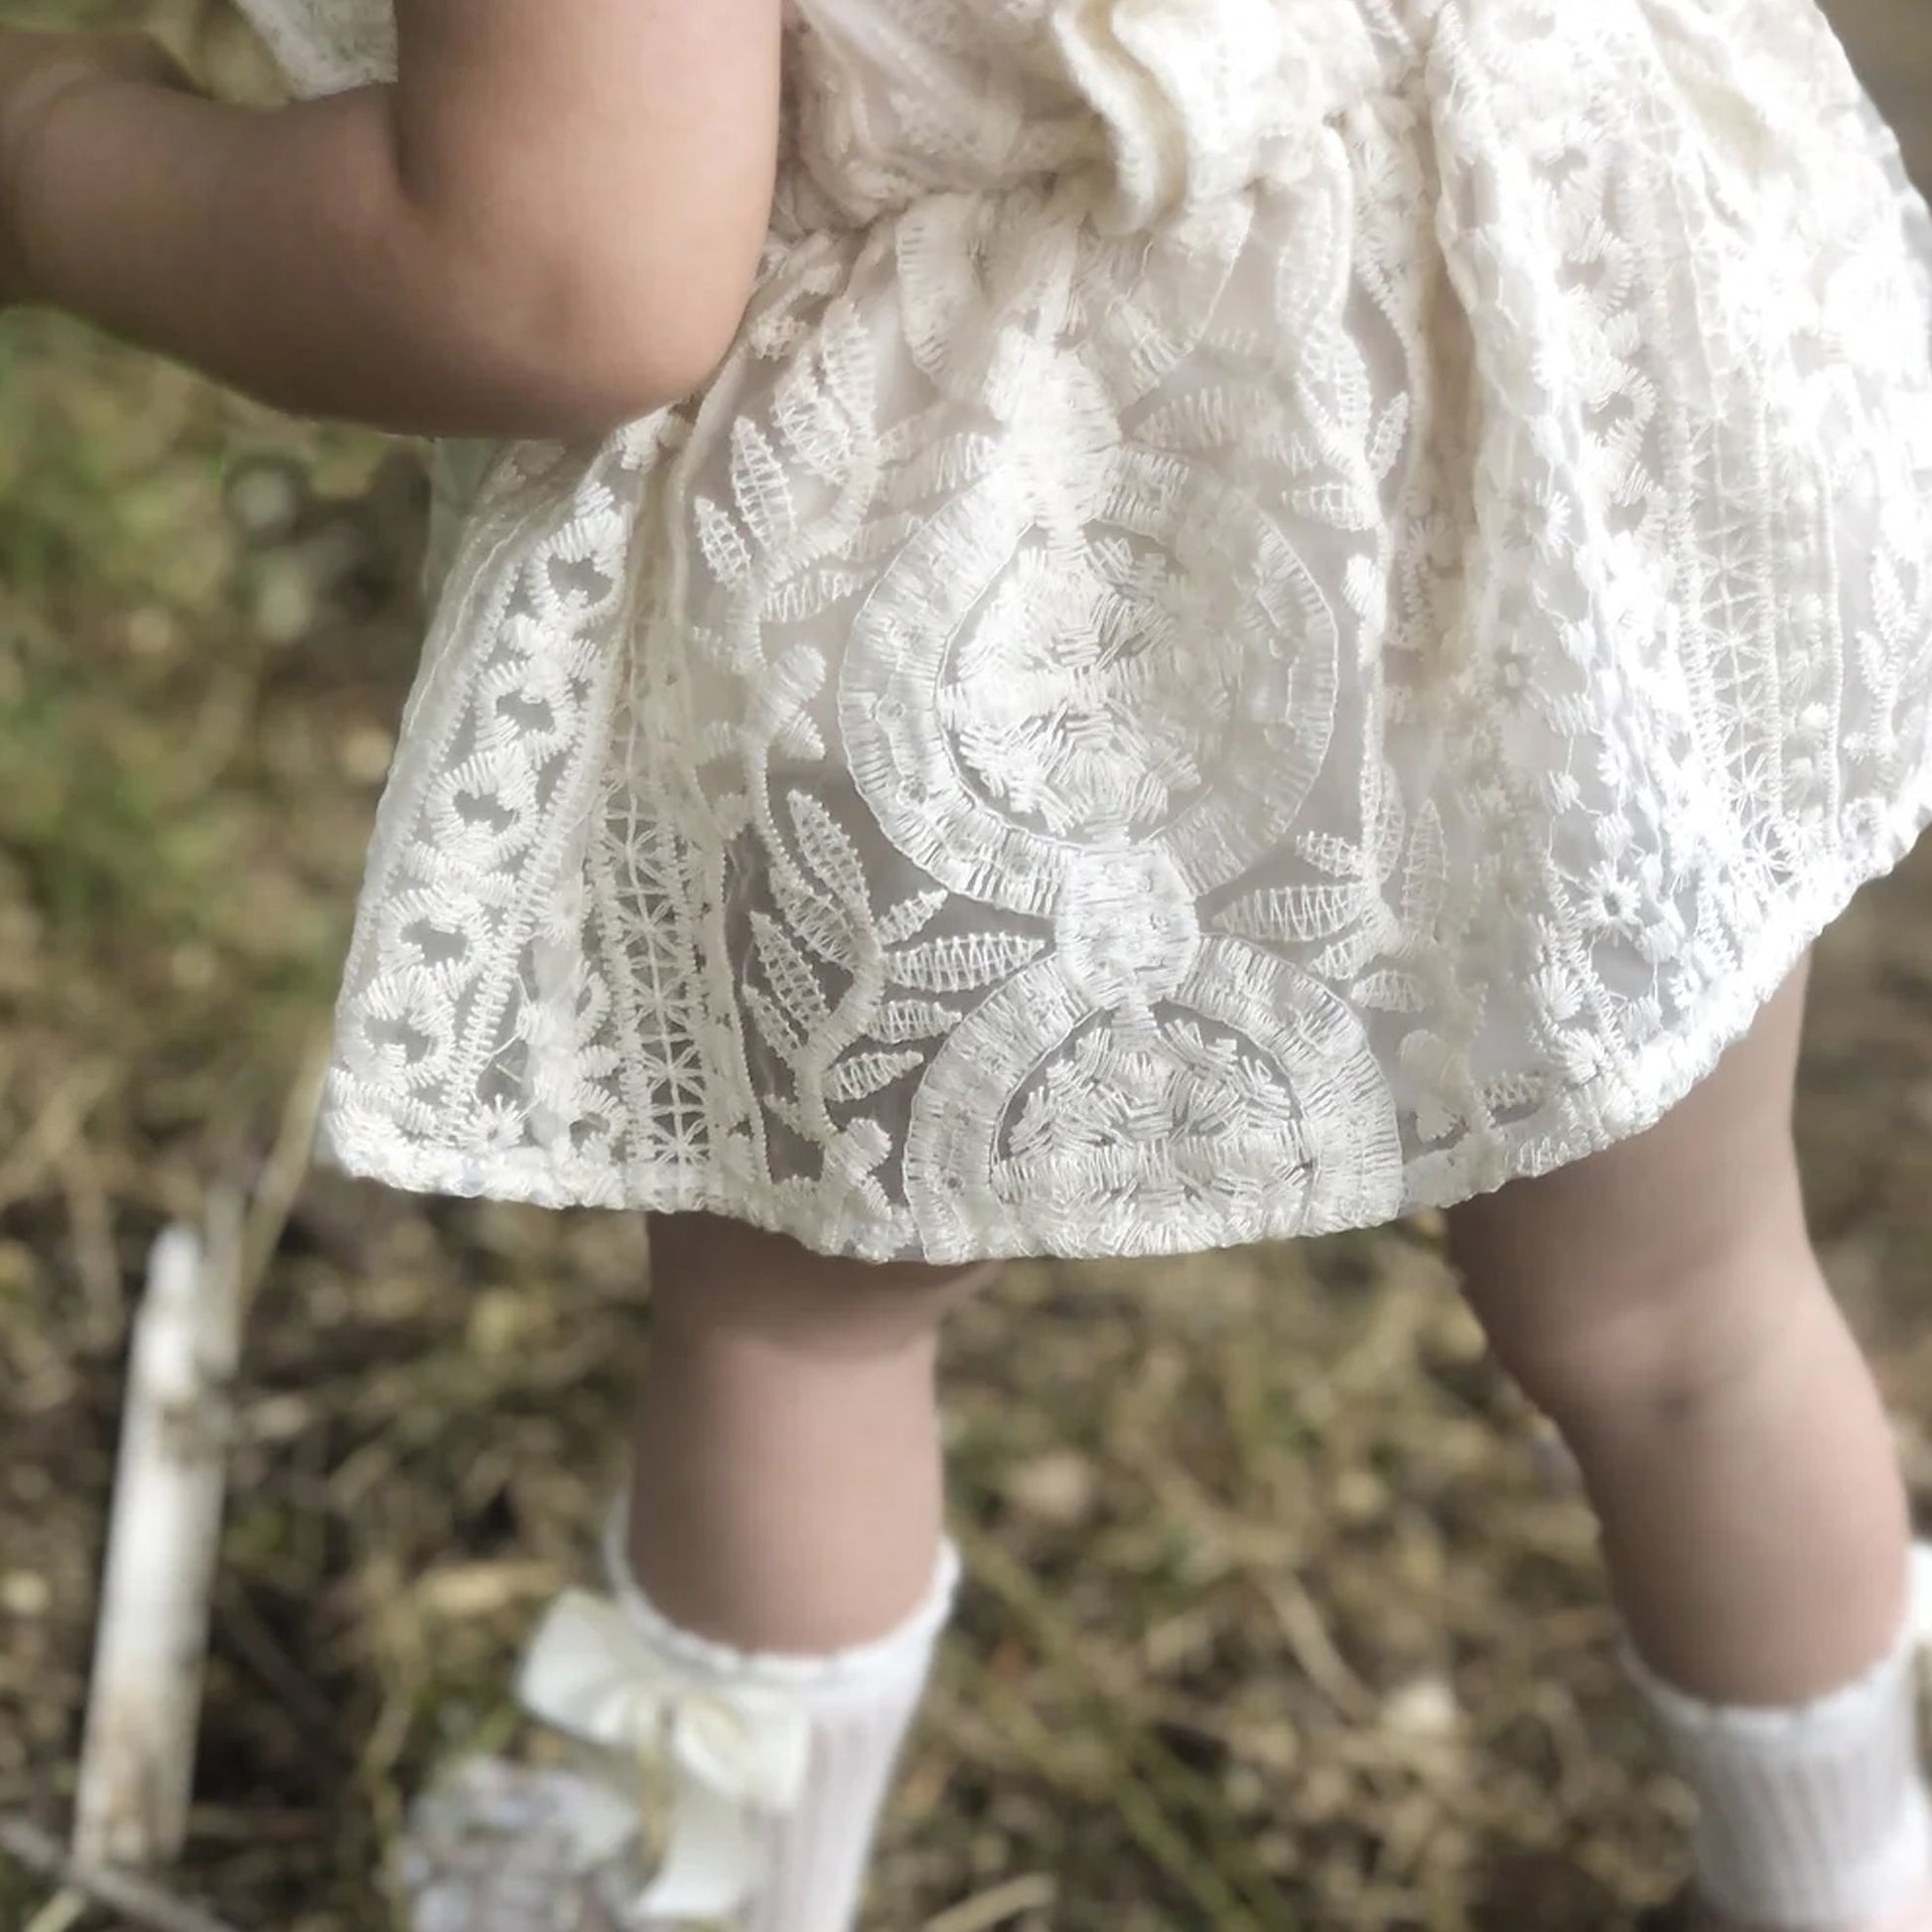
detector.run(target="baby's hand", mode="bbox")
[0,30,195,306]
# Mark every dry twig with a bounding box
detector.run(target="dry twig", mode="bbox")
[0,1816,246,1932]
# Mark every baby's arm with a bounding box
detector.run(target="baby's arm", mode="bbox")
[1,0,783,439]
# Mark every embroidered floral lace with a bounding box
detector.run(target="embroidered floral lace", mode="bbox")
[233,0,1932,1260]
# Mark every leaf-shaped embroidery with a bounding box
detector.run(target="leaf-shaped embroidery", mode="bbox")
[767,862,858,970]
[825,1047,924,1106]
[731,419,796,551]
[1354,968,1428,1013]
[744,982,804,1060]
[1138,385,1279,456]
[1855,623,1891,697]
[875,890,947,947]
[694,495,752,588]
[1294,827,1372,879]
[872,998,961,1044]
[772,366,851,481]
[886,931,1044,994]
[753,911,832,1033]
[1371,782,1405,878]
[1217,881,1365,944]
[1367,393,1411,482]
[1299,332,1371,449]
[817,305,876,431]
[1869,553,1910,659]
[788,792,871,916]
[1311,921,1385,982]
[1288,478,1373,530]
[1401,798,1448,935]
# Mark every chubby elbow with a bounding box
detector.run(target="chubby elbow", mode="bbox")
[448,243,758,442]
[379,30,781,443]
[508,298,746,439]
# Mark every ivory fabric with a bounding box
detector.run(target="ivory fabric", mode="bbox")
[236,0,1932,1260]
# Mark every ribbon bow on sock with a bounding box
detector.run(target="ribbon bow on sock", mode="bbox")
[517,1589,814,1923]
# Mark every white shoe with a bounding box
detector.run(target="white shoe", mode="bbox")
[396,1756,643,1932]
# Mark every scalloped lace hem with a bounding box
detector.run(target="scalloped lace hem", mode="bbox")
[313,793,1932,1264]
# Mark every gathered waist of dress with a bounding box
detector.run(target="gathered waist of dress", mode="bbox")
[780,0,1394,238]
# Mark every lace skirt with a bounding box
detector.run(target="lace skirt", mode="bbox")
[324,2,1932,1261]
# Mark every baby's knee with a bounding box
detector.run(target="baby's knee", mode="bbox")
[1450,1200,1821,1434]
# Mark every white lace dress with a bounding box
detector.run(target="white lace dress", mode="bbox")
[237,0,1932,1261]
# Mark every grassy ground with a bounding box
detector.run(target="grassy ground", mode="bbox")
[6,4,1932,1929]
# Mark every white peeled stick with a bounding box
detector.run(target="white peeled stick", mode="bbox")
[72,1190,246,1870]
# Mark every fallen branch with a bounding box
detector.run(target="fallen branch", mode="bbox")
[0,1816,245,1932]
[73,1192,246,1867]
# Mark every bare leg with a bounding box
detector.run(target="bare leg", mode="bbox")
[1448,958,1907,1697]
[629,1211,995,1652]
[400,1216,991,1932]
[1447,957,1928,1930]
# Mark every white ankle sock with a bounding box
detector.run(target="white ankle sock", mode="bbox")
[1623,1547,1932,1929]
[589,1514,959,1932]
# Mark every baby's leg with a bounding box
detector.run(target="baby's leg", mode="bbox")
[628,1211,993,1649]
[615,1213,994,1932]
[1447,957,1931,1931]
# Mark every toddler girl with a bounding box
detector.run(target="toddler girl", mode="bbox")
[8,1,1932,1926]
